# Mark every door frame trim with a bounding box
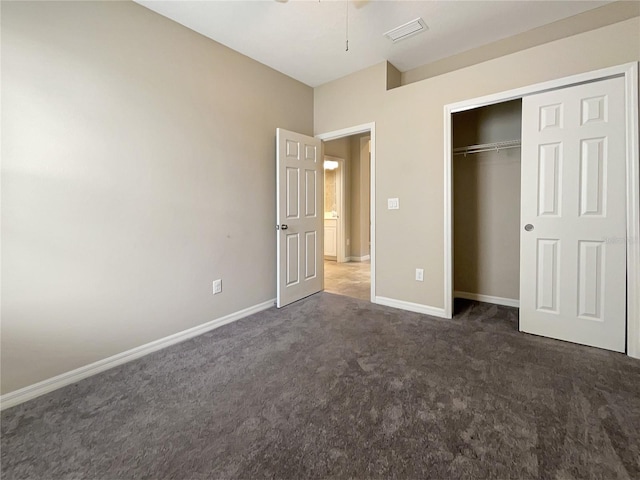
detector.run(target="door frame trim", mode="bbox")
[323,155,346,263]
[443,62,639,358]
[317,123,376,303]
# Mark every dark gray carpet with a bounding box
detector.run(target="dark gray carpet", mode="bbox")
[2,293,640,479]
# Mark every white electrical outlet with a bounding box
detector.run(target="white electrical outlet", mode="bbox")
[388,198,400,210]
[213,279,222,294]
[415,268,424,282]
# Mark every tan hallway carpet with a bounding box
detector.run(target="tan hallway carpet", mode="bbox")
[324,259,370,301]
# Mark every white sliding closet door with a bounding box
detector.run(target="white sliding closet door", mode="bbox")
[519,77,626,352]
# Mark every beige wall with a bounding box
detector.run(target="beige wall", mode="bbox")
[324,134,369,257]
[324,137,352,161]
[1,1,313,394]
[453,100,522,300]
[324,135,371,260]
[350,135,371,259]
[324,138,352,257]
[314,17,640,309]
[401,1,640,86]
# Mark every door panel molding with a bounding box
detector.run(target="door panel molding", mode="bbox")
[520,77,626,352]
[276,129,323,308]
[444,62,639,358]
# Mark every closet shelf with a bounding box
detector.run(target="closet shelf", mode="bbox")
[453,139,521,156]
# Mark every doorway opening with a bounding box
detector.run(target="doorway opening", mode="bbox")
[317,123,375,303]
[452,100,522,314]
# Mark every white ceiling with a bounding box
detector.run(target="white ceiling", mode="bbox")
[136,0,611,87]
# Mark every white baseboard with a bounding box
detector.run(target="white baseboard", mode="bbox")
[454,291,520,308]
[348,255,370,262]
[375,296,447,318]
[0,299,276,411]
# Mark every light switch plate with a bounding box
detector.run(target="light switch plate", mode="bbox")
[388,198,400,210]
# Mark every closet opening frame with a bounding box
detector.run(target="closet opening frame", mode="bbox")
[323,155,347,263]
[443,62,639,359]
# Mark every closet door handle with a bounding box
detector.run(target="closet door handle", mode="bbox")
[524,224,534,232]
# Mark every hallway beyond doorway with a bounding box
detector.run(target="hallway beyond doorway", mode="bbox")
[324,260,370,301]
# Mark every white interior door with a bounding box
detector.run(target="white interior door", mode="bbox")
[520,76,627,352]
[276,128,323,308]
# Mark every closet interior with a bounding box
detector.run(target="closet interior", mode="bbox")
[452,99,523,307]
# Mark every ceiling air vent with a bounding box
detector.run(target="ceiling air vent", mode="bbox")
[383,17,428,43]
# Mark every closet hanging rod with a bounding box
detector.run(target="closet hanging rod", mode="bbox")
[453,139,521,156]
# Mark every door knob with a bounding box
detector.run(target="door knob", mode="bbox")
[281,224,288,230]
[524,224,534,232]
